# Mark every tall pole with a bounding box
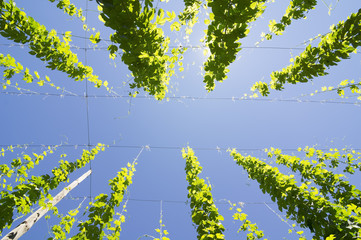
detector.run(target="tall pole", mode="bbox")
[2,170,92,240]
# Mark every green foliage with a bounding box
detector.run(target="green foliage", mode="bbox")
[0,53,24,88]
[0,53,76,92]
[228,202,265,239]
[71,161,136,240]
[266,148,361,206]
[183,147,225,240]
[203,0,267,91]
[89,32,101,44]
[0,144,105,234]
[0,145,58,194]
[178,0,202,27]
[153,220,171,240]
[1,0,360,239]
[98,0,183,100]
[230,149,361,239]
[303,79,361,101]
[0,0,107,89]
[265,0,317,40]
[48,0,85,21]
[334,79,361,100]
[253,9,361,96]
[0,145,16,158]
[49,198,85,240]
[301,147,361,174]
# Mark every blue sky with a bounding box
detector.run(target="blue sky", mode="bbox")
[1,0,361,239]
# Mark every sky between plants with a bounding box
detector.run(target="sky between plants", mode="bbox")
[1,0,361,239]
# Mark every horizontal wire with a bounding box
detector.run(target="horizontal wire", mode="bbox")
[3,6,359,231]
[3,39,360,54]
[0,42,307,51]
[1,91,360,105]
[0,144,360,152]
[64,196,276,205]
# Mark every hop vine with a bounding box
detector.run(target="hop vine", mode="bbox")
[1,53,77,95]
[183,147,225,240]
[230,149,361,239]
[97,0,183,100]
[0,144,105,233]
[253,9,361,96]
[178,0,202,27]
[0,0,107,89]
[264,0,317,40]
[71,161,136,239]
[266,148,361,207]
[202,0,267,91]
[48,0,85,22]
[228,201,266,240]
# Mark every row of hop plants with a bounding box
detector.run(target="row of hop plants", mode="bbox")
[3,144,360,239]
[3,0,359,100]
[1,0,360,239]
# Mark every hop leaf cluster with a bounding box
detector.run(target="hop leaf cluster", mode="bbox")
[203,0,267,91]
[183,147,225,240]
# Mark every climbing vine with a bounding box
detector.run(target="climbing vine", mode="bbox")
[228,201,265,240]
[230,149,361,239]
[0,144,105,234]
[48,197,86,240]
[97,0,184,100]
[71,161,136,239]
[302,147,361,174]
[183,147,225,240]
[0,53,77,95]
[48,0,85,22]
[298,79,361,101]
[0,144,30,158]
[203,0,267,91]
[0,0,107,89]
[0,145,58,193]
[253,9,361,96]
[266,148,361,207]
[264,0,317,40]
[178,0,202,27]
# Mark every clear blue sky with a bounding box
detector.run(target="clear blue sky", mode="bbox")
[1,0,361,239]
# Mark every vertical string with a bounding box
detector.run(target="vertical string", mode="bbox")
[159,200,163,239]
[264,202,293,228]
[84,0,92,201]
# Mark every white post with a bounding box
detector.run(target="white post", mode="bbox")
[2,170,92,240]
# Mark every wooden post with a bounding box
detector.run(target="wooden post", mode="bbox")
[2,170,92,240]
